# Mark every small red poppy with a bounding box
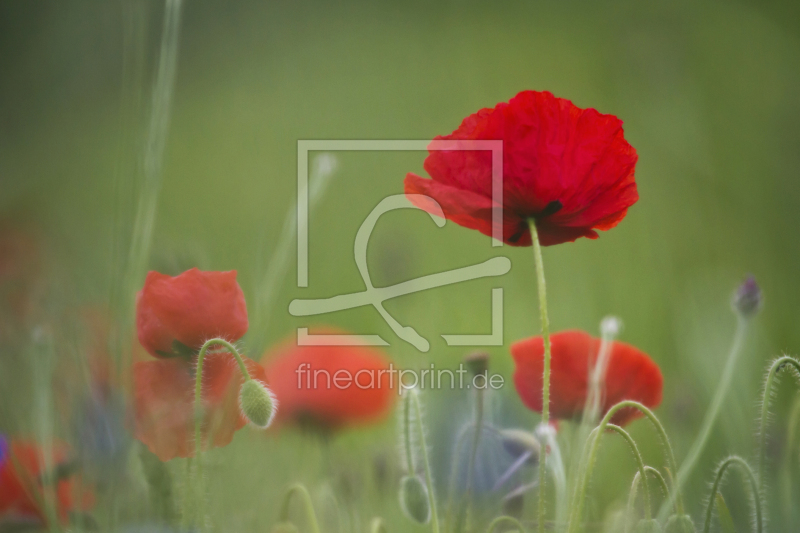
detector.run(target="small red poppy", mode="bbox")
[511,330,662,426]
[132,351,269,461]
[262,330,396,431]
[136,268,248,358]
[0,437,93,523]
[405,90,638,246]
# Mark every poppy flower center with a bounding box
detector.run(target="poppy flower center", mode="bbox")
[508,200,564,243]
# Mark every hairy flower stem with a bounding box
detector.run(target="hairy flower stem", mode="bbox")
[280,483,322,533]
[701,456,762,533]
[453,386,485,533]
[659,317,749,522]
[527,218,552,533]
[568,401,683,533]
[194,338,253,460]
[626,468,670,533]
[411,390,441,533]
[758,356,800,490]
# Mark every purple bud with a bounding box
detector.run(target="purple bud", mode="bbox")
[733,275,762,317]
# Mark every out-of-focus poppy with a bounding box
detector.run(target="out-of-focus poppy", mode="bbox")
[133,352,268,461]
[262,331,396,431]
[136,268,248,358]
[511,330,662,426]
[0,436,93,524]
[405,90,638,246]
[132,268,268,461]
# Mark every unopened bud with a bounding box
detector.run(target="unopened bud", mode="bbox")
[398,475,431,525]
[635,519,662,533]
[664,514,696,533]
[500,429,540,465]
[732,275,762,317]
[239,379,277,428]
[463,352,490,376]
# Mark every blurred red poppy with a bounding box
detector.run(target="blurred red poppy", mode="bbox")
[0,437,93,523]
[132,352,268,461]
[511,330,662,426]
[405,90,638,246]
[262,331,396,431]
[136,268,248,358]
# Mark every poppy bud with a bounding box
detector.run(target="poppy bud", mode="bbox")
[500,428,540,465]
[664,514,695,533]
[463,352,490,376]
[732,275,762,317]
[239,379,277,428]
[634,519,662,533]
[398,475,431,524]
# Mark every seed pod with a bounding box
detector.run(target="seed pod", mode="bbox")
[398,474,431,524]
[664,514,696,533]
[239,379,278,428]
[635,518,663,533]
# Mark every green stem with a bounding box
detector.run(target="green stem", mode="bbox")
[485,515,526,533]
[757,355,800,490]
[280,483,321,533]
[781,395,800,525]
[625,468,670,533]
[411,391,441,533]
[194,338,253,460]
[404,390,416,474]
[528,217,552,533]
[607,424,652,520]
[454,387,485,533]
[661,317,749,521]
[701,456,762,533]
[568,401,682,533]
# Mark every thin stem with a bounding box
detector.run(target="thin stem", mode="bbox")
[607,424,652,519]
[757,355,800,490]
[455,387,485,533]
[194,338,253,460]
[625,468,670,533]
[485,515,526,533]
[662,317,749,521]
[280,483,321,533]
[781,395,800,525]
[528,217,552,533]
[567,401,682,533]
[404,390,415,474]
[411,391,441,533]
[701,456,762,533]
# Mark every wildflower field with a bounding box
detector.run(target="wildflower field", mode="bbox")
[2,1,800,532]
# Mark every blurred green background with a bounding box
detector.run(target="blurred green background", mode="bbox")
[1,0,800,530]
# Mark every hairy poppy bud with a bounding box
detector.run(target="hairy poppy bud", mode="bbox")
[500,428,540,465]
[239,379,277,428]
[664,514,695,533]
[398,475,430,524]
[635,519,662,533]
[732,275,762,317]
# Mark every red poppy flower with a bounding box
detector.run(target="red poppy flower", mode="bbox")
[0,437,93,523]
[136,268,248,358]
[132,351,269,461]
[511,330,662,426]
[405,90,638,246]
[262,331,396,431]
